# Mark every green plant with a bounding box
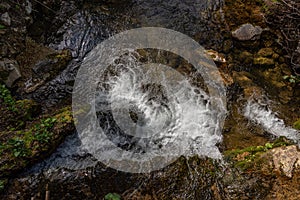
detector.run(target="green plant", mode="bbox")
[225,138,290,170]
[104,193,121,200]
[0,84,17,112]
[0,24,5,29]
[8,138,29,157]
[33,118,56,143]
[294,119,300,130]
[0,179,6,191]
[283,75,300,83]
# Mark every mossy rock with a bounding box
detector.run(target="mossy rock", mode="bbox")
[224,138,292,171]
[24,49,72,93]
[238,51,253,64]
[257,48,274,57]
[0,107,74,178]
[293,119,300,130]
[0,84,41,131]
[253,57,274,66]
[33,49,72,76]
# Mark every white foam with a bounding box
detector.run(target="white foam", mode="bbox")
[94,51,224,163]
[244,100,300,144]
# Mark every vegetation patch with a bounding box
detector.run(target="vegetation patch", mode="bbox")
[283,75,300,84]
[0,84,40,131]
[224,138,292,171]
[0,84,16,112]
[293,119,300,130]
[0,107,74,178]
[105,193,121,200]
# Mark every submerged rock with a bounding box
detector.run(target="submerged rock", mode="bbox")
[232,23,263,41]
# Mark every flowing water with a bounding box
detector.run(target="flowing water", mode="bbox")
[2,0,300,199]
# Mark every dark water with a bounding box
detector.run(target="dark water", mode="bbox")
[26,0,225,107]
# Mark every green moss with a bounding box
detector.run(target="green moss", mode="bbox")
[0,116,57,158]
[253,57,275,66]
[105,193,121,200]
[0,107,74,177]
[0,179,7,191]
[0,97,40,131]
[294,119,300,130]
[225,139,290,170]
[257,48,274,57]
[0,84,17,112]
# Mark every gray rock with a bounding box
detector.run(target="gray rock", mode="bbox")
[0,59,22,87]
[0,3,11,11]
[232,23,263,41]
[25,0,32,15]
[1,12,11,26]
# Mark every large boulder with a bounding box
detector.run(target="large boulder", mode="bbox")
[232,23,263,41]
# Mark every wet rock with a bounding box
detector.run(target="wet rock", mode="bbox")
[32,49,71,75]
[278,89,293,104]
[232,23,263,41]
[232,71,254,88]
[1,12,11,26]
[0,59,22,87]
[220,71,234,87]
[243,86,265,100]
[253,57,274,66]
[24,49,72,93]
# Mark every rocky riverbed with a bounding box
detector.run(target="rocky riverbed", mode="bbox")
[0,0,300,199]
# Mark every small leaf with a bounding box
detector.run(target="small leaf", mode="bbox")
[14,151,21,157]
[265,143,273,149]
[104,193,121,200]
[283,75,289,80]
